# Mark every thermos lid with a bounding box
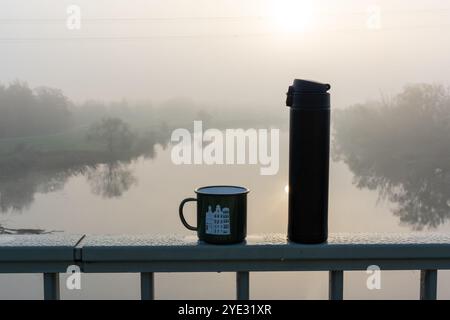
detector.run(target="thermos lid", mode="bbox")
[286,79,331,109]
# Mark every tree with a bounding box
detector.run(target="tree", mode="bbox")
[87,117,134,154]
[0,81,72,138]
[333,84,450,230]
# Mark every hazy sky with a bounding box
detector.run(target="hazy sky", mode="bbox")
[1,0,450,109]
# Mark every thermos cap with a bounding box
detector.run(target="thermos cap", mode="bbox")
[286,79,331,109]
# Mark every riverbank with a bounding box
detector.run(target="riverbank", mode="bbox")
[0,126,169,176]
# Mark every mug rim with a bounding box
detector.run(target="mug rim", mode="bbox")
[195,185,250,195]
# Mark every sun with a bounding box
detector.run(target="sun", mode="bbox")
[267,0,315,33]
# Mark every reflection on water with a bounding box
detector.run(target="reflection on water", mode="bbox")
[333,84,450,229]
[0,159,148,214]
[0,123,171,216]
[0,167,86,213]
[86,162,137,198]
[0,225,58,235]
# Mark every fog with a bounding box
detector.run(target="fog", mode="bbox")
[1,0,450,107]
[1,0,450,300]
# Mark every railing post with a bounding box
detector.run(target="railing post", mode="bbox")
[236,271,249,300]
[420,270,437,300]
[329,270,344,300]
[43,273,60,300]
[141,272,155,300]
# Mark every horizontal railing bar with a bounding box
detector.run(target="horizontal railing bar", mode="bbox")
[78,259,450,273]
[80,246,450,262]
[0,262,80,273]
[4,234,450,269]
[3,261,450,274]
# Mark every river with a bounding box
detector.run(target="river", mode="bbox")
[1,131,449,299]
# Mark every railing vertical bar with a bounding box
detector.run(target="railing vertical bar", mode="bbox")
[43,273,60,300]
[329,270,344,300]
[140,272,155,300]
[236,271,249,300]
[420,270,437,300]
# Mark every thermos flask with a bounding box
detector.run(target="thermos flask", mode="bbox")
[286,79,331,244]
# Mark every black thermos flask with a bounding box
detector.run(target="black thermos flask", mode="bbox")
[286,79,331,244]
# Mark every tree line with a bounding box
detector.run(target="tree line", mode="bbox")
[0,81,285,141]
[0,81,72,138]
[333,83,450,229]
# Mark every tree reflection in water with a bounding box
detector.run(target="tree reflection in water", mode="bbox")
[333,84,450,230]
[86,161,137,198]
[0,159,139,213]
[0,224,60,235]
[0,167,88,213]
[0,121,173,215]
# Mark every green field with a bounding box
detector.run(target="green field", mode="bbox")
[0,126,102,155]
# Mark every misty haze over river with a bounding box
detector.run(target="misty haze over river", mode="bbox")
[1,83,450,299]
[1,0,450,300]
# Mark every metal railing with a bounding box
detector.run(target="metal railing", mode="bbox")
[1,233,449,300]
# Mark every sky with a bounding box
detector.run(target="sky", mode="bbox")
[1,0,450,109]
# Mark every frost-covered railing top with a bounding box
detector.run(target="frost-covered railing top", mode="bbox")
[1,233,449,300]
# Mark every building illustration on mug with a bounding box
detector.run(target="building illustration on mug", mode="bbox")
[205,205,231,235]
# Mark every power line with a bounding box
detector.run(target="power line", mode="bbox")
[1,23,449,44]
[1,9,450,24]
[0,33,275,42]
[0,16,267,24]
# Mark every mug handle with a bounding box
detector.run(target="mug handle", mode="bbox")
[179,198,198,231]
